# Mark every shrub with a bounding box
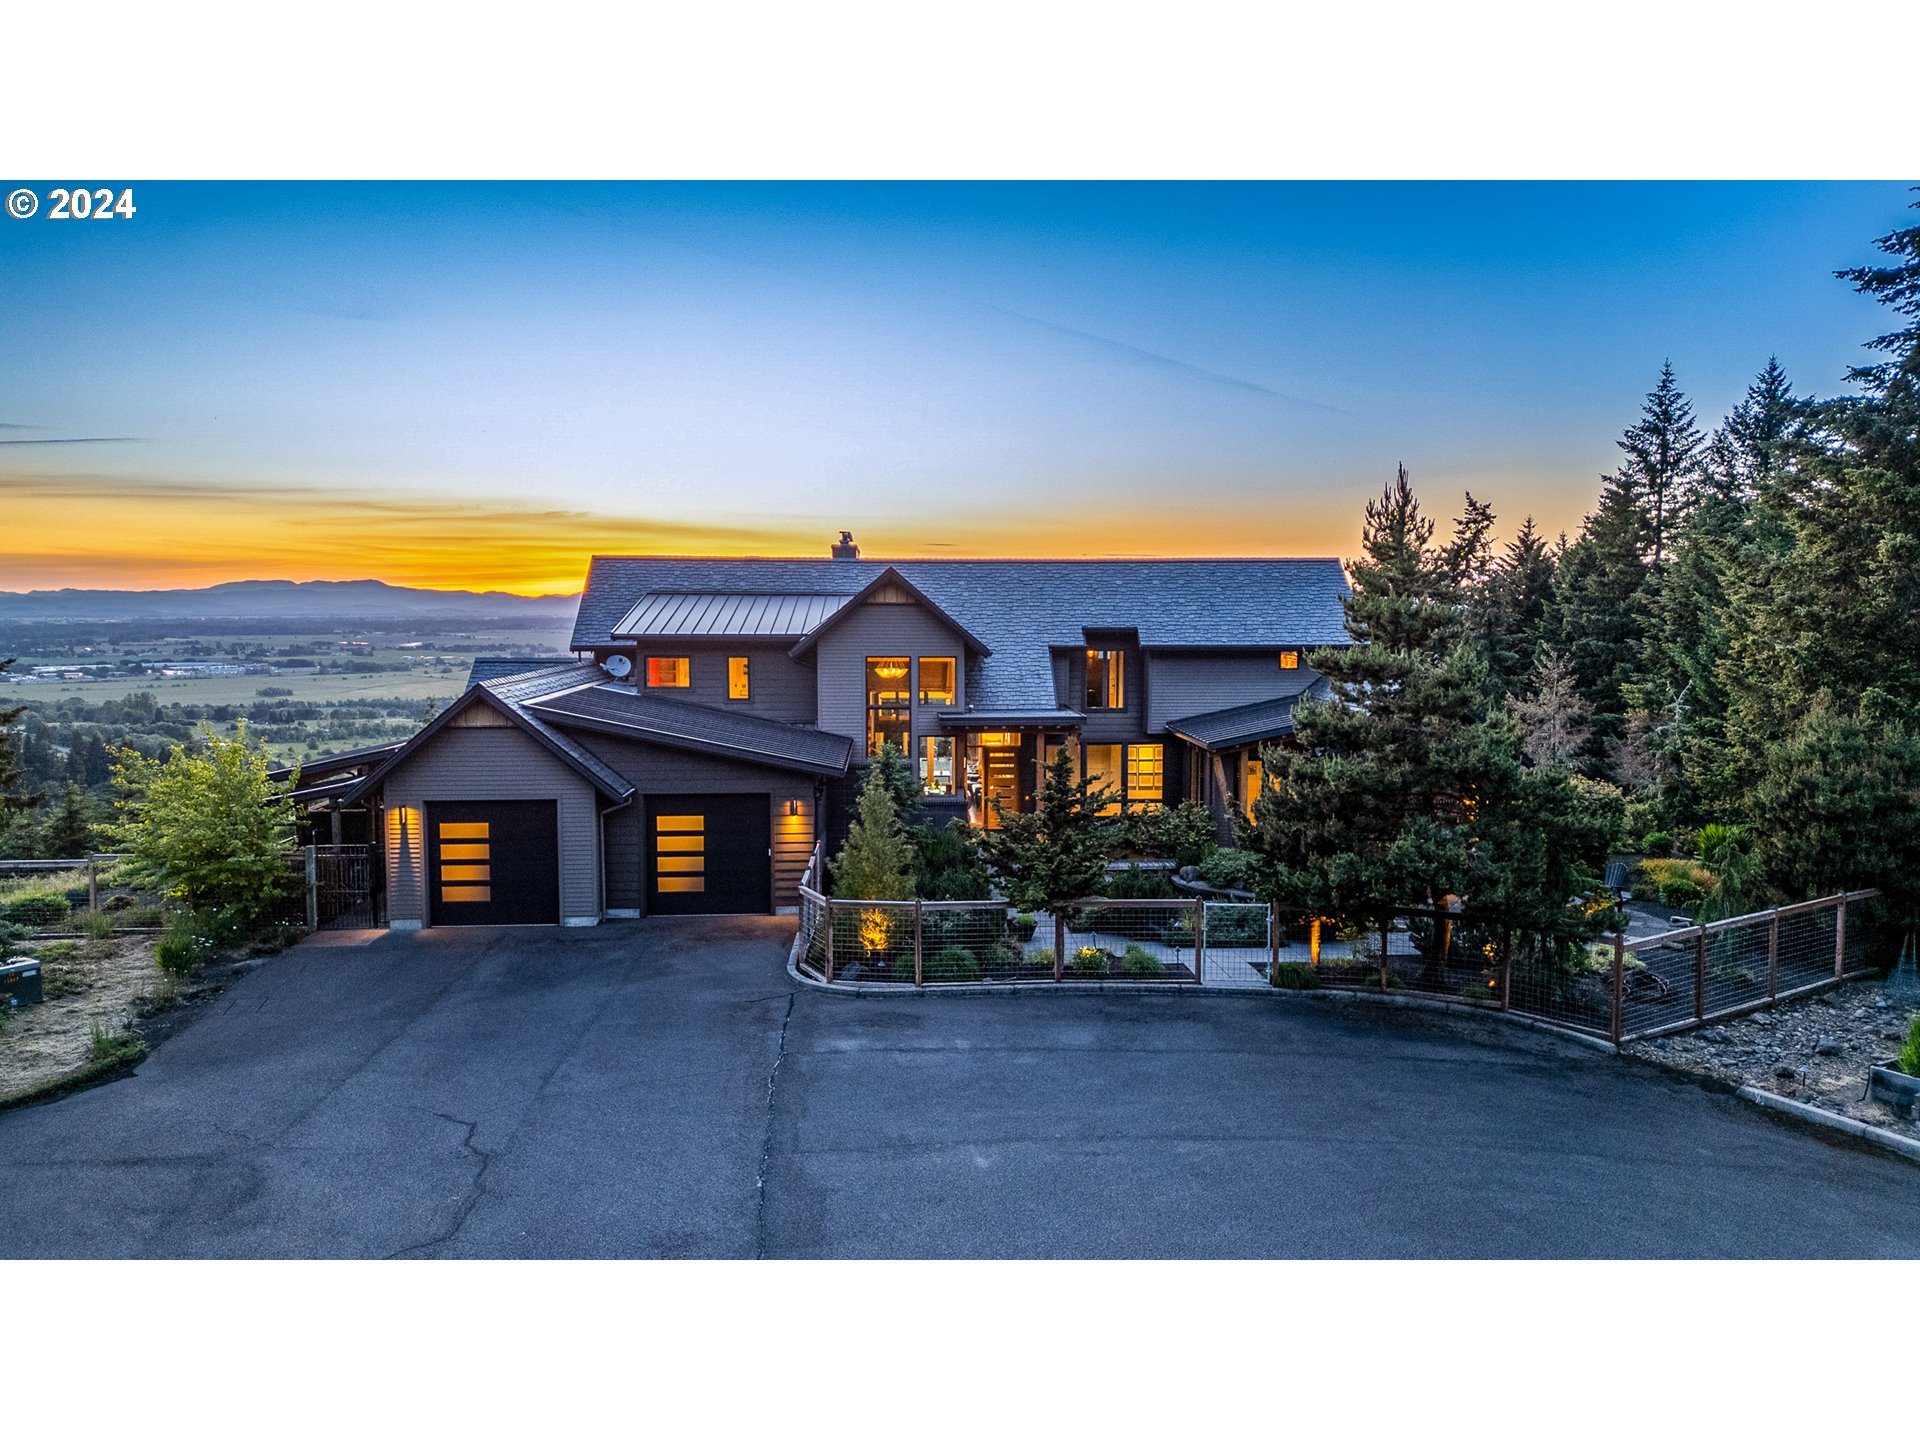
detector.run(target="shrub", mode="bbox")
[1639,830,1673,856]
[1632,858,1715,903]
[1121,943,1165,977]
[78,909,114,941]
[1202,904,1268,946]
[1657,877,1706,910]
[1898,1014,1920,1078]
[1198,848,1260,892]
[1270,962,1317,990]
[155,914,212,976]
[1101,864,1177,899]
[1009,912,1037,940]
[2,891,70,927]
[88,1019,146,1066]
[923,945,982,983]
[1070,945,1108,975]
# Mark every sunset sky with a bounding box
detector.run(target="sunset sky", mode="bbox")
[2,180,1910,594]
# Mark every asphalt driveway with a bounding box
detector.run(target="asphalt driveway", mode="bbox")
[1,919,1915,1258]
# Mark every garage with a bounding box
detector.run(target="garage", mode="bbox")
[427,799,560,926]
[646,793,771,915]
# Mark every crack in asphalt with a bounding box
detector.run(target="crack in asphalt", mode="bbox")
[752,992,797,1260]
[388,1111,499,1260]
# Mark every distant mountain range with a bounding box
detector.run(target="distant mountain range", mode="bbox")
[0,579,580,623]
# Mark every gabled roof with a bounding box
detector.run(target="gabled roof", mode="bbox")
[342,662,634,805]
[571,555,1351,711]
[527,683,854,777]
[1164,694,1306,751]
[611,591,849,639]
[784,566,991,660]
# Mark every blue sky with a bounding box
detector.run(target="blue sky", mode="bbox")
[1,180,1910,590]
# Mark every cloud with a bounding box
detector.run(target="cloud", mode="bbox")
[0,436,141,446]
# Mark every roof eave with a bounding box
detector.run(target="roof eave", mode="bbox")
[787,566,992,660]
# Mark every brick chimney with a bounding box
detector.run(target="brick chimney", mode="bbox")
[831,530,860,561]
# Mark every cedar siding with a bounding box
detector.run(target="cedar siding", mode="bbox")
[812,594,970,749]
[1144,651,1321,733]
[627,640,816,725]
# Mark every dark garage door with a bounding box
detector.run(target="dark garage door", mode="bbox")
[427,800,559,926]
[647,794,771,915]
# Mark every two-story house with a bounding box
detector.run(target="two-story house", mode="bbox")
[343,535,1349,928]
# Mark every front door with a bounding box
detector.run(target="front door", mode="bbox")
[981,747,1020,828]
[646,794,772,915]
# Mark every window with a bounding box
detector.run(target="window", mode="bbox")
[918,656,956,706]
[1084,743,1122,815]
[1086,649,1124,709]
[728,656,750,700]
[922,735,955,795]
[1243,755,1264,821]
[437,820,491,903]
[646,656,690,688]
[1279,650,1300,670]
[654,813,704,894]
[866,657,911,757]
[1125,744,1164,809]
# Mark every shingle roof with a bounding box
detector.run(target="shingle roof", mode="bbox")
[1164,694,1306,751]
[571,556,1351,710]
[527,683,855,777]
[611,591,849,638]
[466,656,568,689]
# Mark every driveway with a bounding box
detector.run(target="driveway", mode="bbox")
[1,920,1914,1258]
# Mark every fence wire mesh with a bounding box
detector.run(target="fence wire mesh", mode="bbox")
[1059,900,1200,982]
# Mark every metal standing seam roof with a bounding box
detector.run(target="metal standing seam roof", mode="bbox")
[610,591,850,638]
[1163,694,1308,751]
[526,682,855,776]
[570,556,1353,712]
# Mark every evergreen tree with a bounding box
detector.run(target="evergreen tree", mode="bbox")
[1479,517,1557,699]
[1835,191,1920,394]
[977,746,1117,919]
[0,659,43,819]
[867,739,922,819]
[41,781,99,859]
[1702,356,1798,500]
[1615,361,1705,567]
[1546,475,1649,753]
[1506,648,1593,771]
[830,757,916,902]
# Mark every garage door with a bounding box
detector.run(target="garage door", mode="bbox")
[647,794,771,915]
[427,800,559,926]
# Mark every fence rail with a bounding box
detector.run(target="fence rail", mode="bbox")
[794,883,1887,1044]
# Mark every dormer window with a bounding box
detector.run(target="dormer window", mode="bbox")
[1280,650,1300,670]
[1086,649,1124,709]
[646,656,690,688]
[918,657,956,706]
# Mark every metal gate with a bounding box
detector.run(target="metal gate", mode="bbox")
[313,844,381,929]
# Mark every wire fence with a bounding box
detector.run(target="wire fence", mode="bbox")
[794,881,1888,1045]
[0,846,381,938]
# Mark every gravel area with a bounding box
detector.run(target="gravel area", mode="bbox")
[0,935,163,1100]
[1628,980,1920,1136]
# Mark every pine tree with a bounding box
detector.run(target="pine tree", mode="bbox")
[1479,517,1557,700]
[1506,648,1594,771]
[1702,356,1798,501]
[1615,361,1705,567]
[1835,191,1920,394]
[1546,475,1650,753]
[41,781,98,859]
[0,659,43,819]
[830,758,916,902]
[977,746,1117,919]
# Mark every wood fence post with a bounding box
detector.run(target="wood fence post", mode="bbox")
[1053,910,1065,983]
[1766,910,1780,1000]
[87,855,99,913]
[1378,915,1390,991]
[1269,901,1281,986]
[304,844,319,931]
[1693,926,1707,1022]
[913,898,924,987]
[824,899,836,983]
[1834,894,1848,979]
[1610,933,1625,1047]
[1194,897,1206,984]
[1499,928,1512,1012]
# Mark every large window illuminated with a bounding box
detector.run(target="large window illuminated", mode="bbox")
[1086,649,1124,709]
[1084,743,1122,815]
[1125,744,1164,809]
[918,657,956,706]
[922,735,955,795]
[1243,755,1265,821]
[728,656,750,700]
[866,657,910,756]
[646,656,690,688]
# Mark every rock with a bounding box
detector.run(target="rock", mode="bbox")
[1774,1063,1799,1079]
[1752,1012,1773,1026]
[1701,1026,1729,1043]
[1816,1039,1845,1056]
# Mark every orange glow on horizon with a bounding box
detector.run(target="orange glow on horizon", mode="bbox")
[1,474,1364,593]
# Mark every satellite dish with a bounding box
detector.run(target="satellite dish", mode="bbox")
[601,653,634,679]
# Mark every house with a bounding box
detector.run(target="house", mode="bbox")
[344,535,1349,928]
